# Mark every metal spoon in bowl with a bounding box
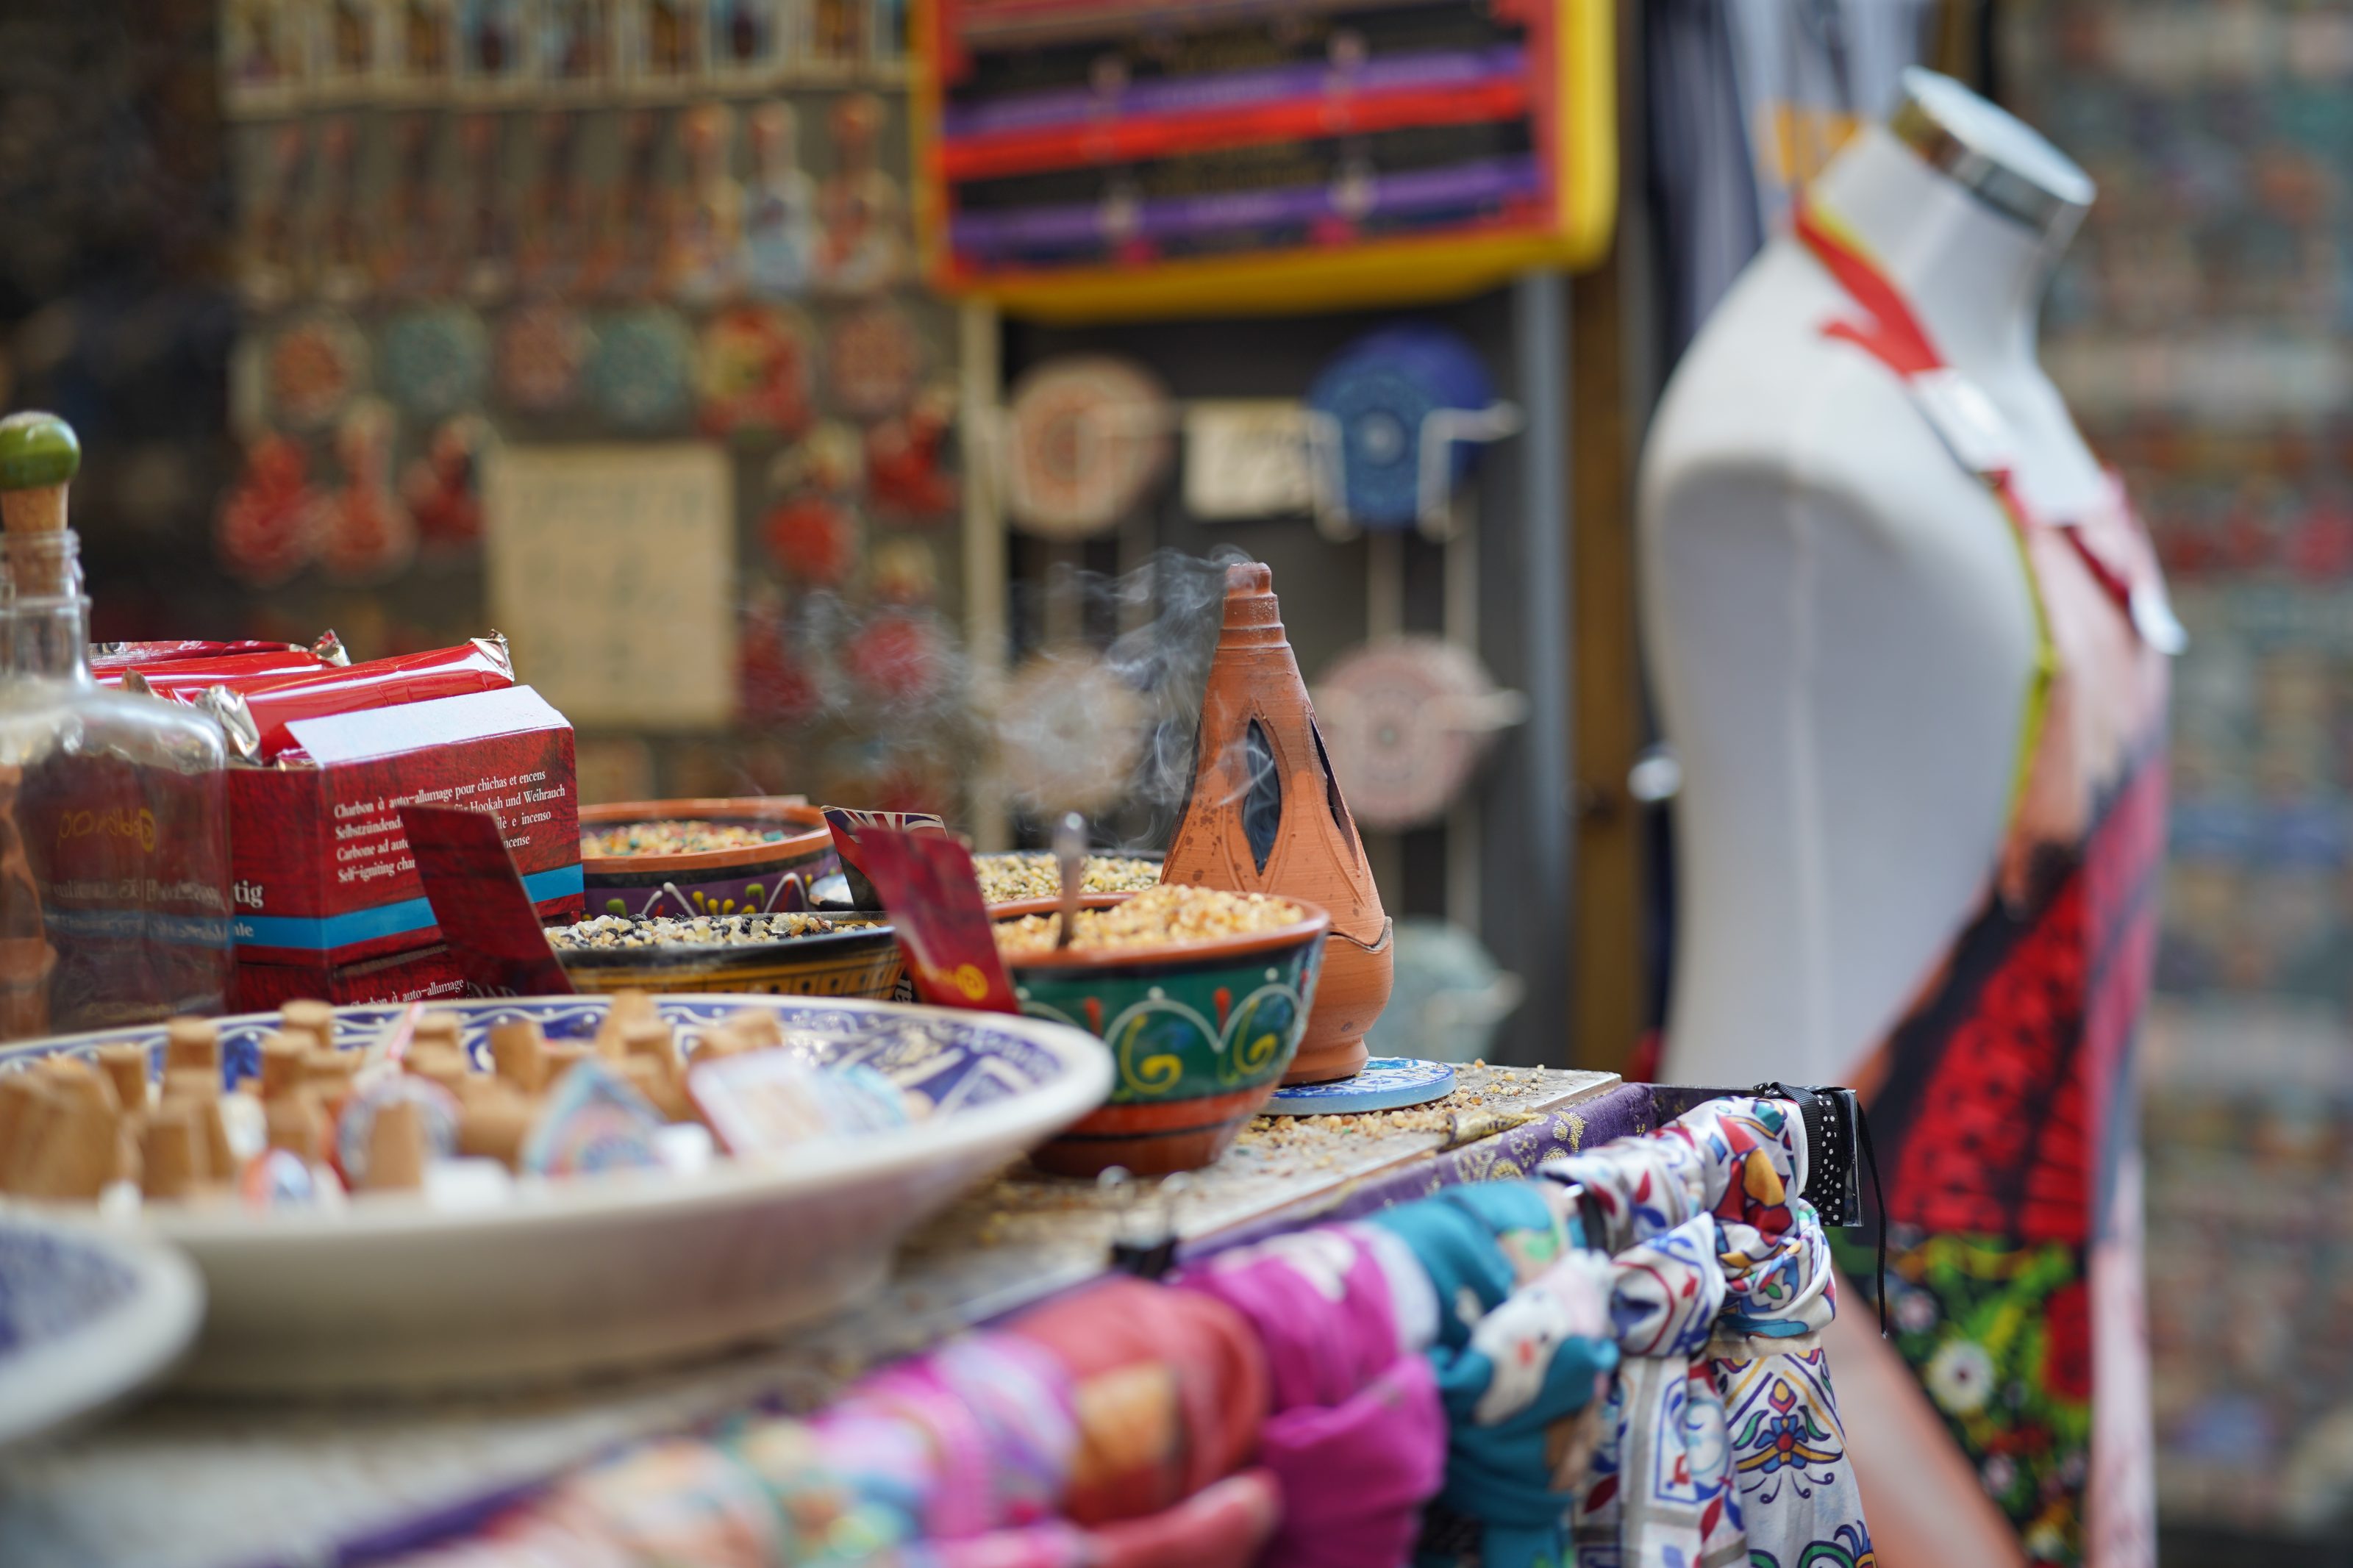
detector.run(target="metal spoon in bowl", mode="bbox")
[1055,811,1086,949]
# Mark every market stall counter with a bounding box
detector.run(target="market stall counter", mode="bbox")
[0,1064,1637,1568]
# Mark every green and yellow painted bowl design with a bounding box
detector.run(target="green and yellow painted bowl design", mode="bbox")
[1000,893,1329,1177]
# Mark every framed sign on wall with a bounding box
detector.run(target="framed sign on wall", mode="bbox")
[913,0,1615,319]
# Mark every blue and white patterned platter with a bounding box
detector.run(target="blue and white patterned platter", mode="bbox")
[0,1210,201,1451]
[0,996,1110,1394]
[1263,1056,1456,1114]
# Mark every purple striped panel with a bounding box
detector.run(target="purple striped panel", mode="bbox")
[950,153,1543,257]
[942,45,1528,137]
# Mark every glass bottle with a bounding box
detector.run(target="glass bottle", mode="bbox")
[0,412,232,1038]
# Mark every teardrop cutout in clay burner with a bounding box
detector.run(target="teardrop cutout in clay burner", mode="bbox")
[1160,562,1393,1083]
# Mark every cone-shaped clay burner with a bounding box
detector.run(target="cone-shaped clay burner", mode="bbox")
[1160,562,1391,1082]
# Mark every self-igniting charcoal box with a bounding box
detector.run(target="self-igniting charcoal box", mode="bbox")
[227,687,582,1009]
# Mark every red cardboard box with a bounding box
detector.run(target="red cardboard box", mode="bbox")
[229,686,582,1002]
[232,944,471,1012]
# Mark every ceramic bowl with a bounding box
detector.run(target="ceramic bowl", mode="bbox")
[554,919,907,1000]
[0,1210,202,1450]
[580,798,838,919]
[0,995,1109,1393]
[998,892,1329,1177]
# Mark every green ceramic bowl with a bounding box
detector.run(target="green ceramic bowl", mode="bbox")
[998,892,1329,1176]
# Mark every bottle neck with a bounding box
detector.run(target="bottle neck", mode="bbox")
[1,531,92,685]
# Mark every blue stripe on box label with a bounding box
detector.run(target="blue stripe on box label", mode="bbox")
[232,864,583,950]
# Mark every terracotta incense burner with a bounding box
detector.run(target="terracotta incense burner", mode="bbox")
[1160,562,1392,1082]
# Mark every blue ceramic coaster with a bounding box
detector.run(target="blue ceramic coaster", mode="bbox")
[1263,1057,1455,1115]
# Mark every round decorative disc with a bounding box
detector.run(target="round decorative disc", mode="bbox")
[589,306,696,431]
[1262,1056,1455,1115]
[825,302,922,418]
[1313,636,1511,830]
[379,306,490,422]
[496,301,593,414]
[1003,354,1172,540]
[697,304,815,437]
[267,313,370,430]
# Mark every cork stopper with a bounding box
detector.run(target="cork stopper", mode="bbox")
[96,1043,151,1110]
[257,1031,309,1099]
[173,1092,236,1177]
[162,1066,219,1105]
[0,414,78,587]
[364,1098,427,1190]
[165,1016,221,1076]
[140,1104,207,1198]
[265,1089,329,1161]
[615,1054,695,1124]
[52,1057,121,1116]
[456,1089,532,1168]
[0,1072,44,1175]
[413,1012,464,1053]
[16,1092,120,1199]
[404,1045,471,1098]
[280,1000,336,1049]
[489,1019,546,1092]
[304,1049,360,1097]
[596,990,658,1057]
[0,1078,62,1191]
[621,1021,676,1070]
[724,1009,785,1050]
[690,1022,759,1064]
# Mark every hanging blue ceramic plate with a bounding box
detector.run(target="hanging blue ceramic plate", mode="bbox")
[1261,1056,1455,1115]
[1307,325,1493,530]
[0,1210,203,1451]
[589,306,696,432]
[378,305,492,421]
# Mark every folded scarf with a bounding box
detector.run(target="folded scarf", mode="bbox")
[1418,1246,1621,1568]
[1007,1275,1269,1526]
[1544,1098,1869,1568]
[1177,1225,1448,1568]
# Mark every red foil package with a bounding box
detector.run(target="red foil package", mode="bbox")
[99,648,339,695]
[201,637,515,761]
[90,631,347,674]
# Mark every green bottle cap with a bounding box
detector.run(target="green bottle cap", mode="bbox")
[0,412,80,492]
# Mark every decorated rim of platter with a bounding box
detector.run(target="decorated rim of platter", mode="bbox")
[578,797,834,876]
[0,995,1111,1242]
[990,892,1331,973]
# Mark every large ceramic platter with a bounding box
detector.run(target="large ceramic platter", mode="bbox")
[0,996,1110,1394]
[0,1209,201,1450]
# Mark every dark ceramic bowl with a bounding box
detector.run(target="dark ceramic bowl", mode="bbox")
[996,891,1329,1176]
[579,798,838,920]
[554,920,906,1001]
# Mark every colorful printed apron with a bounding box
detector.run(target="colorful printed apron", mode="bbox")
[1793,201,2176,1568]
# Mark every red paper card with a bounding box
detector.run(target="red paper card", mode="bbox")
[851,826,1018,1014]
[399,805,576,998]
[823,806,951,909]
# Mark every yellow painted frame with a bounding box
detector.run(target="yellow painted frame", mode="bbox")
[911,0,1616,321]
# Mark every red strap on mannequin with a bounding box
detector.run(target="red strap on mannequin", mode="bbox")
[1791,196,2146,626]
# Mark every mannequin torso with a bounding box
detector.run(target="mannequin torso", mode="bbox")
[1645,123,2104,1086]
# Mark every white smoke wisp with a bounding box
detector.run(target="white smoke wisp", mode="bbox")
[990,544,1254,849]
